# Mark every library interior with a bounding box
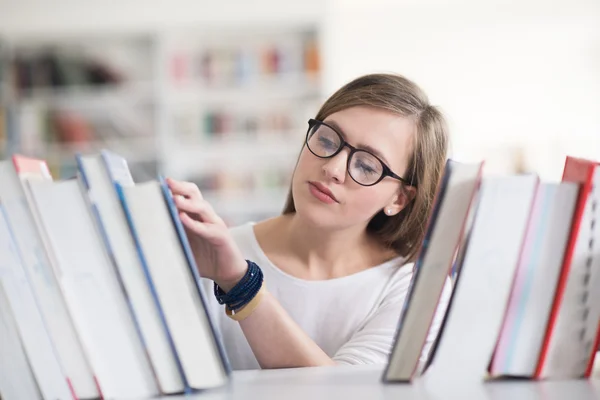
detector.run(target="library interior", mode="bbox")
[0,1,599,399]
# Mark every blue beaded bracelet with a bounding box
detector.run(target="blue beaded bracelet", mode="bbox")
[214,260,263,312]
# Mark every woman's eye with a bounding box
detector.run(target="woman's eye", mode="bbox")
[356,160,378,175]
[318,136,338,149]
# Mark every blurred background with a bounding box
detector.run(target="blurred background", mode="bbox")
[0,0,599,226]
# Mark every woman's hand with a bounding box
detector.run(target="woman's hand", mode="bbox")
[166,178,248,291]
[167,180,334,369]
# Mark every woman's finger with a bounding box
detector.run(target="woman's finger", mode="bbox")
[174,196,220,225]
[180,212,221,241]
[166,178,203,201]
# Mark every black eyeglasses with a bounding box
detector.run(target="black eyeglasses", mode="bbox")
[305,119,415,187]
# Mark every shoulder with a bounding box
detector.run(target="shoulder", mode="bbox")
[374,259,414,306]
[228,222,256,246]
[227,217,283,262]
[228,222,255,242]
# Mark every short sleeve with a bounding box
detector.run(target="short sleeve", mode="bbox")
[333,271,453,368]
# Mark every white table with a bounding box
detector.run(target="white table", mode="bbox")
[162,365,600,400]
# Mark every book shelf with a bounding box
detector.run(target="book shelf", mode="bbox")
[0,34,159,182]
[159,27,321,225]
[0,24,323,226]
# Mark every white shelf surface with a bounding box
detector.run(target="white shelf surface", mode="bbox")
[14,82,155,106]
[166,74,321,106]
[154,364,600,400]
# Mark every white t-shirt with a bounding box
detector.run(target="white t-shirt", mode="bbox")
[203,222,451,371]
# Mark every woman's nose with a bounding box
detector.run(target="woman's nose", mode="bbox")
[322,149,350,183]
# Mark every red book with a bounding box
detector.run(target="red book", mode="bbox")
[535,156,600,379]
[12,154,53,179]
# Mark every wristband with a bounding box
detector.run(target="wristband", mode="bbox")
[225,281,266,321]
[214,260,263,312]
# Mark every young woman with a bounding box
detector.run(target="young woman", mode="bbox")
[167,73,450,371]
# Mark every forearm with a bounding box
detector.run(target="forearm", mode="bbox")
[238,290,336,369]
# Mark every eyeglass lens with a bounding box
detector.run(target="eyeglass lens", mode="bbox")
[307,123,384,185]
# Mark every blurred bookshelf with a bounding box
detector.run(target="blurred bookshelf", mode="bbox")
[1,35,158,182]
[0,40,9,159]
[0,24,323,226]
[160,27,321,225]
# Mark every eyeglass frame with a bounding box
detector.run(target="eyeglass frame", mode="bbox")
[305,118,416,188]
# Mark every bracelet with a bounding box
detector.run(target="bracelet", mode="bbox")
[225,281,266,321]
[214,260,263,312]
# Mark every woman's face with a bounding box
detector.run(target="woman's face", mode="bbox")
[291,106,416,230]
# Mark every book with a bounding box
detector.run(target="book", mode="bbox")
[490,181,579,377]
[0,282,43,400]
[77,151,186,394]
[0,155,96,399]
[159,176,231,375]
[117,178,229,390]
[0,207,45,400]
[536,157,600,378]
[422,175,539,382]
[26,178,159,399]
[383,159,484,382]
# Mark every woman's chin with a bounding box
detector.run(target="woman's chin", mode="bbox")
[293,198,341,226]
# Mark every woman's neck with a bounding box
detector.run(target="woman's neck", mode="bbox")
[255,213,398,280]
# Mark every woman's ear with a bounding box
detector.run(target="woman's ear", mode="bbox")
[383,186,417,216]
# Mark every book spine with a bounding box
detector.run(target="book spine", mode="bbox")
[115,183,191,393]
[584,189,600,378]
[158,176,232,375]
[534,181,589,377]
[536,164,599,379]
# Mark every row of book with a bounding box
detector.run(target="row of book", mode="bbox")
[384,156,600,382]
[9,49,124,96]
[170,37,320,86]
[200,109,299,137]
[0,152,229,400]
[2,150,599,400]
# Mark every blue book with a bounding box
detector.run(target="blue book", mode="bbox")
[158,176,232,375]
[77,151,187,395]
[116,178,230,390]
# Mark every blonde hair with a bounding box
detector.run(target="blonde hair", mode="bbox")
[283,73,449,262]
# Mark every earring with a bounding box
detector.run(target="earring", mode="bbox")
[386,208,392,215]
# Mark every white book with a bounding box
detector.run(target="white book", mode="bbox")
[118,180,228,390]
[0,157,97,399]
[0,277,42,400]
[423,175,539,382]
[0,206,74,400]
[383,159,483,382]
[77,152,185,394]
[490,182,579,377]
[27,179,159,399]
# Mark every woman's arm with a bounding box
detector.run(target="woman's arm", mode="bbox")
[238,289,336,368]
[167,178,335,368]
